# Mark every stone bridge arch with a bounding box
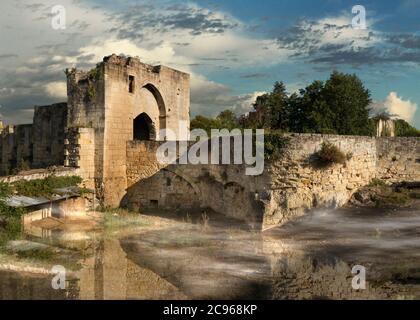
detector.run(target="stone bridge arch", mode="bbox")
[121,165,202,212]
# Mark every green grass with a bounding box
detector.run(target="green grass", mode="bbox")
[0,175,83,248]
[11,175,82,199]
[0,215,23,248]
[409,191,420,199]
[368,178,387,188]
[15,248,54,261]
[0,182,12,198]
[103,208,151,232]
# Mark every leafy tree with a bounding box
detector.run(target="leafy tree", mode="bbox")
[287,72,374,135]
[192,72,413,137]
[322,71,373,135]
[190,115,219,135]
[394,119,420,137]
[190,111,239,134]
[216,110,239,130]
[240,81,289,130]
[288,80,336,134]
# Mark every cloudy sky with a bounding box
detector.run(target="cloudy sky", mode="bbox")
[0,0,419,128]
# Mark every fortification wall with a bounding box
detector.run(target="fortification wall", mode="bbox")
[376,137,420,182]
[0,103,68,176]
[66,55,190,207]
[101,54,190,207]
[123,140,267,224]
[121,135,419,229]
[64,127,96,190]
[263,134,378,227]
[0,124,33,175]
[32,103,67,168]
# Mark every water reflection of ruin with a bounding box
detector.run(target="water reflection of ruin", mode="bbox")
[0,238,185,299]
[76,238,186,300]
[4,205,420,300]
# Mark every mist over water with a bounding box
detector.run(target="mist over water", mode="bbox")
[0,205,419,299]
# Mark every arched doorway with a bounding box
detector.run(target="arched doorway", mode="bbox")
[133,113,156,141]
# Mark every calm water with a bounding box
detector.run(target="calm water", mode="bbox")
[0,207,419,300]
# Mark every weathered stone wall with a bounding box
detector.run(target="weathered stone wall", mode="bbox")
[263,134,378,227]
[0,103,67,176]
[124,140,266,224]
[1,126,17,175]
[0,124,33,175]
[123,135,419,229]
[102,55,190,207]
[376,137,420,182]
[32,103,67,168]
[0,167,78,185]
[64,127,96,189]
[15,124,33,167]
[66,54,190,207]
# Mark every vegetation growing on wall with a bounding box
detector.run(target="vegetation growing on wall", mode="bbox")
[87,83,96,100]
[263,132,290,160]
[352,178,417,208]
[313,142,347,167]
[0,176,83,201]
[11,175,83,198]
[85,65,103,101]
[10,159,31,175]
[0,175,84,247]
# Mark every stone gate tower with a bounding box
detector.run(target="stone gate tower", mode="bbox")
[65,54,190,207]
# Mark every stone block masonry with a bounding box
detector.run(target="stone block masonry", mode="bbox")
[123,140,268,224]
[0,103,67,175]
[64,127,96,190]
[32,103,67,168]
[66,54,190,207]
[376,137,420,182]
[263,134,378,227]
[122,134,419,229]
[265,134,419,228]
[1,124,33,175]
[0,54,191,208]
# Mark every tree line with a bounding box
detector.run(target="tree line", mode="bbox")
[191,71,419,137]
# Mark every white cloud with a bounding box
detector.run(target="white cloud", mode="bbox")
[44,81,67,99]
[190,73,263,116]
[77,38,192,72]
[232,91,265,115]
[0,88,15,96]
[370,92,418,123]
[315,14,381,48]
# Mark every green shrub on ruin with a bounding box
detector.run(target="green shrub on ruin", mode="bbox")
[314,142,347,166]
[368,178,387,188]
[85,65,103,101]
[12,175,83,199]
[0,201,27,217]
[0,182,12,198]
[87,83,96,100]
[263,132,290,160]
[0,214,23,248]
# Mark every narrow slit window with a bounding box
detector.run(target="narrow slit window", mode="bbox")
[129,75,135,93]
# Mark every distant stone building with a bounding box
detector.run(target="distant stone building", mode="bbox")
[375,118,396,137]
